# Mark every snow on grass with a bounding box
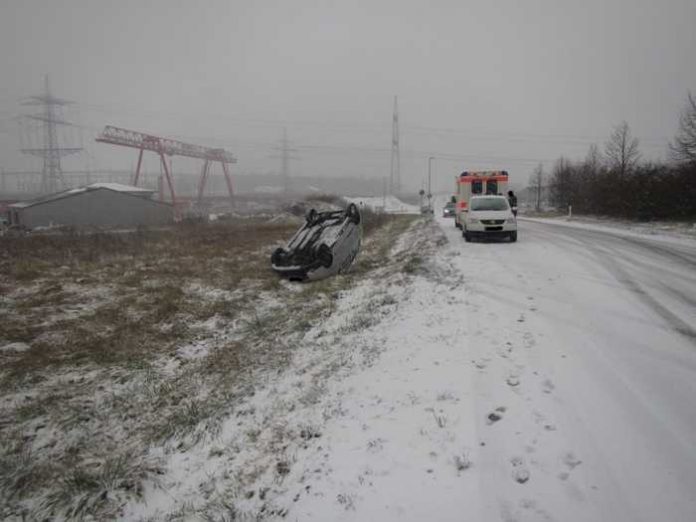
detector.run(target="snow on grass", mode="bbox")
[121,216,429,521]
[0,342,30,353]
[0,221,297,519]
[0,214,422,520]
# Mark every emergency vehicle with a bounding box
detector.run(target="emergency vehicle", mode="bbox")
[453,170,509,228]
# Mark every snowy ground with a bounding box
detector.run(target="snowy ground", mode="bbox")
[138,211,696,521]
[235,213,696,522]
[3,206,696,521]
[0,213,423,520]
[346,196,420,215]
[522,214,696,241]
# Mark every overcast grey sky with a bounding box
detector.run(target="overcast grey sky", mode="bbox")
[1,0,695,192]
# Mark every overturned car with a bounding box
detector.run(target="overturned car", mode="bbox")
[271,203,362,281]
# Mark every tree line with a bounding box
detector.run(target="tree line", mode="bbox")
[530,93,696,220]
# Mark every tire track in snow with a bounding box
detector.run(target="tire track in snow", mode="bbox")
[512,219,696,521]
[524,222,696,342]
[592,245,696,340]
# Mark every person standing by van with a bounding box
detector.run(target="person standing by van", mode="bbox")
[507,190,518,216]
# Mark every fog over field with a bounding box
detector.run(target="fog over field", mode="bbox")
[1,0,695,192]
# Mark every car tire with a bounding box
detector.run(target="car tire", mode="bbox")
[317,244,334,268]
[271,247,285,265]
[510,232,517,242]
[463,231,471,242]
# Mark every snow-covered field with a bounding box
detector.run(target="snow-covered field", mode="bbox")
[3,206,696,521]
[346,196,421,215]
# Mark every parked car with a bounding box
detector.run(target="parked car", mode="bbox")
[442,201,455,218]
[462,195,517,242]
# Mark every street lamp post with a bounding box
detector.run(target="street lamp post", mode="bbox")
[427,156,434,212]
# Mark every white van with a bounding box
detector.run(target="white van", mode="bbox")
[462,195,517,242]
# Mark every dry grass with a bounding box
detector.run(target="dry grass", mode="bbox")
[0,221,292,378]
[0,213,422,520]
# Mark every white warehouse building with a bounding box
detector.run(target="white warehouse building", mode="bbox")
[7,183,173,229]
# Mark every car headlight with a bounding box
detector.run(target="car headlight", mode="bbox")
[505,218,516,224]
[468,218,479,224]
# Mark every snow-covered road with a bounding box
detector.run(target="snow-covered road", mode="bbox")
[283,215,696,522]
[454,217,696,521]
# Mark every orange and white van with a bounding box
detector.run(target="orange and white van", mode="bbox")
[453,170,509,228]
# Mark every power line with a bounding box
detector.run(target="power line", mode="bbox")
[68,98,671,147]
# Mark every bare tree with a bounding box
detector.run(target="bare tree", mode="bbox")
[549,157,574,209]
[527,163,544,211]
[584,144,602,172]
[670,92,696,164]
[604,121,640,178]
[577,144,605,214]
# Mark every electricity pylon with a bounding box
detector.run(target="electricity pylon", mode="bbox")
[389,95,401,194]
[20,75,82,194]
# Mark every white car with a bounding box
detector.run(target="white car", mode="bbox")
[462,195,517,242]
[271,203,362,281]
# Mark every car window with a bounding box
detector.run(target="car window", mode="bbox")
[470,198,509,211]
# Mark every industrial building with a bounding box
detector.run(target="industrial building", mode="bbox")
[7,183,172,229]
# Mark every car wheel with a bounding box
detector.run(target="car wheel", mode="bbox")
[510,232,517,242]
[317,244,334,268]
[345,203,361,225]
[271,247,285,265]
[307,208,318,222]
[463,230,471,242]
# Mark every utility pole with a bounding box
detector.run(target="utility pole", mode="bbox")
[390,96,401,194]
[270,127,298,194]
[20,75,82,194]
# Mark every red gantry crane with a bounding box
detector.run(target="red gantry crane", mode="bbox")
[96,125,237,216]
